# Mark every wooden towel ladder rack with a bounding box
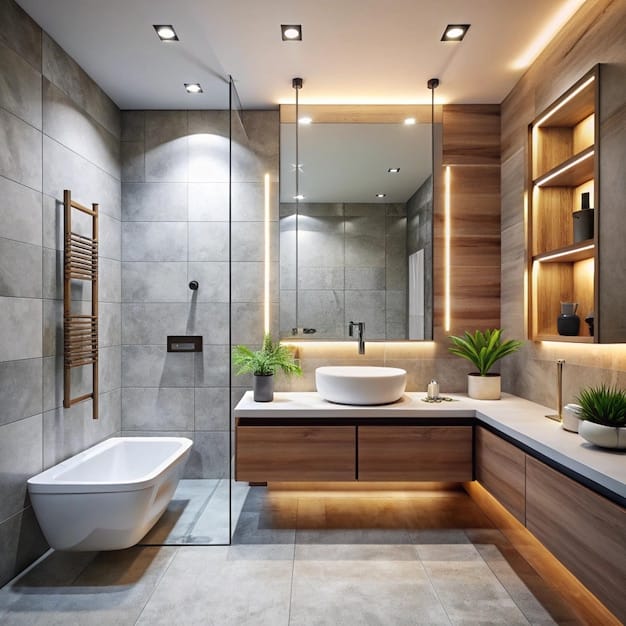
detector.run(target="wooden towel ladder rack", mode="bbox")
[63,189,99,419]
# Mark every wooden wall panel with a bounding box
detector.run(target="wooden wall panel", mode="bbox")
[442,104,500,165]
[526,457,626,622]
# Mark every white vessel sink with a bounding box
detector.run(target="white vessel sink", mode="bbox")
[315,366,407,405]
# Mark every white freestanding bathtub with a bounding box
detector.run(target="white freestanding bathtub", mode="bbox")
[27,437,193,551]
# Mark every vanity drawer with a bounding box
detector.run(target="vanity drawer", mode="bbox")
[235,426,356,482]
[475,426,526,523]
[358,426,473,481]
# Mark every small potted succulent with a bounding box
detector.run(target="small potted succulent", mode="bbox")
[232,333,302,402]
[576,384,626,449]
[448,329,522,400]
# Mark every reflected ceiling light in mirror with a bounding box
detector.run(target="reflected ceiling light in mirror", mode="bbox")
[376,193,386,198]
[153,25,179,41]
[294,194,305,200]
[441,24,470,41]
[184,83,203,93]
[281,25,302,40]
[387,168,401,173]
[404,118,416,125]
[299,116,312,124]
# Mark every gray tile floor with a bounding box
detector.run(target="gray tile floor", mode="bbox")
[0,486,584,625]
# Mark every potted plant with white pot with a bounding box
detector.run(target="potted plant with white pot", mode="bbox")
[576,384,626,449]
[448,329,522,400]
[232,333,302,402]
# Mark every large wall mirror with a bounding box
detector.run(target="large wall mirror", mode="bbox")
[279,105,434,341]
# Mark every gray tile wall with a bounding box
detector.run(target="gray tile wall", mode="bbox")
[0,0,121,587]
[279,202,407,339]
[120,108,279,478]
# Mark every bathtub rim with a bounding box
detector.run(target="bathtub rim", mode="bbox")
[27,436,193,495]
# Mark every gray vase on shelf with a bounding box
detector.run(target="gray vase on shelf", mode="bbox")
[573,192,594,243]
[557,302,580,336]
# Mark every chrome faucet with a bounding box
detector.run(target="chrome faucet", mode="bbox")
[348,321,365,355]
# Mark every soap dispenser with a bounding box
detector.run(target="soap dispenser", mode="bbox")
[427,379,439,400]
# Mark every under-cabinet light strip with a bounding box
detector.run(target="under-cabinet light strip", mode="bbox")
[535,150,594,187]
[444,166,451,333]
[264,173,271,335]
[536,244,594,262]
[534,75,595,128]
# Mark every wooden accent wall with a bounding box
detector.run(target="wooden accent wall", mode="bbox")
[434,104,501,338]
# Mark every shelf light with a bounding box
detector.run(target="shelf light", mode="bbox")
[263,173,270,335]
[535,150,594,187]
[536,244,594,262]
[404,117,416,125]
[535,76,595,127]
[444,166,451,332]
[298,116,312,125]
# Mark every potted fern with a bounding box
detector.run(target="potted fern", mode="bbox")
[232,334,302,402]
[576,384,626,449]
[448,329,522,400]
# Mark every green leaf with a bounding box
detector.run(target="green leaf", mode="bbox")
[448,328,522,376]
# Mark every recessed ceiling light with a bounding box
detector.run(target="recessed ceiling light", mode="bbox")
[376,193,386,198]
[153,25,179,41]
[387,168,400,173]
[294,194,305,200]
[441,24,470,41]
[298,116,312,125]
[281,24,302,41]
[184,83,203,94]
[404,118,416,125]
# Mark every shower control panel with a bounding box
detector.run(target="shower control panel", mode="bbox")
[167,336,203,352]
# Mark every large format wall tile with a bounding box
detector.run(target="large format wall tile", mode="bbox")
[122,222,187,262]
[0,108,41,189]
[122,182,187,221]
[0,296,42,361]
[43,137,121,220]
[188,182,229,221]
[0,414,42,522]
[122,346,195,388]
[42,79,119,179]
[42,33,119,139]
[188,222,229,261]
[0,358,42,427]
[0,40,41,128]
[0,0,41,71]
[145,111,188,182]
[122,262,188,302]
[0,176,42,246]
[122,387,194,431]
[122,303,189,345]
[0,237,42,298]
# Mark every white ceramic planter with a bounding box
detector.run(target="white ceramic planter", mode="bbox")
[562,403,583,433]
[467,374,501,400]
[578,421,626,449]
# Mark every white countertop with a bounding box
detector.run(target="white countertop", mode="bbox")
[235,391,626,501]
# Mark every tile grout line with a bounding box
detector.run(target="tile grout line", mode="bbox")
[133,546,181,625]
[286,498,299,625]
[414,546,454,626]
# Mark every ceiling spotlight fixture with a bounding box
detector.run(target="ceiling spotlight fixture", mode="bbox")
[281,24,302,41]
[376,193,386,198]
[387,168,400,173]
[298,116,312,125]
[184,83,203,94]
[441,24,470,41]
[153,24,179,41]
[404,117,416,125]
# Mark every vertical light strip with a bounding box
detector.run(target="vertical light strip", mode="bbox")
[444,166,451,332]
[263,172,270,335]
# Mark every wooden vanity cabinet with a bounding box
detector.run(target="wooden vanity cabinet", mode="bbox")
[235,425,356,482]
[358,426,473,481]
[525,457,626,621]
[475,426,526,523]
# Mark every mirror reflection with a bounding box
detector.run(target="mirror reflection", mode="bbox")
[279,106,433,341]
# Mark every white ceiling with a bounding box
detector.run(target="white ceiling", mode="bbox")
[17,0,586,109]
